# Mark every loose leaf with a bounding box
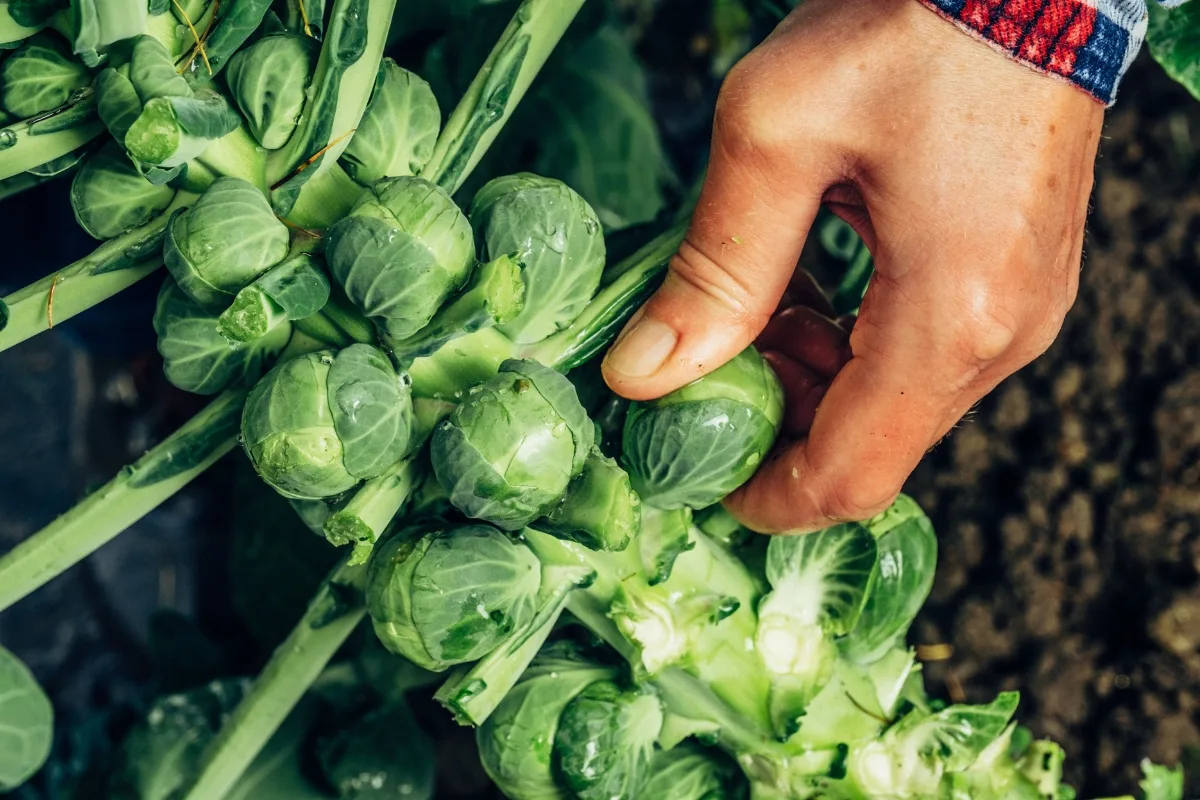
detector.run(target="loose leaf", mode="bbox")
[1147,2,1200,101]
[326,343,414,479]
[764,522,878,635]
[0,33,90,118]
[0,645,54,792]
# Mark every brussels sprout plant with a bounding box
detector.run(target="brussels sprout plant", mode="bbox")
[0,1,1187,799]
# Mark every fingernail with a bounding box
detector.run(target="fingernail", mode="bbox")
[604,314,679,378]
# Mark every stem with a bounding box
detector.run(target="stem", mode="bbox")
[525,218,687,371]
[281,163,365,229]
[0,113,105,182]
[0,6,45,43]
[193,125,270,192]
[0,389,246,613]
[0,169,59,201]
[424,0,588,195]
[0,191,197,353]
[435,563,595,725]
[322,457,420,559]
[177,558,368,800]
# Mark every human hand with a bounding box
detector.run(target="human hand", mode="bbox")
[601,0,1104,533]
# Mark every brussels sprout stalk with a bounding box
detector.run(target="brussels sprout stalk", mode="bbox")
[423,0,588,193]
[176,557,369,800]
[386,253,525,366]
[435,560,596,726]
[0,388,246,613]
[323,457,421,564]
[0,113,104,182]
[0,190,197,351]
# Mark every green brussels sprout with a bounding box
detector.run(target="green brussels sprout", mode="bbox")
[622,347,783,510]
[70,141,178,239]
[71,0,153,68]
[365,524,541,671]
[0,33,89,118]
[638,742,749,800]
[224,32,316,149]
[538,446,640,552]
[217,254,331,343]
[153,278,290,395]
[241,344,414,499]
[431,358,595,530]
[554,681,664,800]
[341,58,441,185]
[478,641,618,800]
[164,176,291,311]
[95,36,241,171]
[316,701,435,800]
[325,176,476,339]
[471,173,606,344]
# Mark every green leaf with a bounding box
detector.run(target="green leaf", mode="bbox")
[217,254,331,343]
[895,692,1021,772]
[843,495,938,664]
[95,67,143,142]
[70,141,178,239]
[1147,2,1200,101]
[638,506,693,585]
[153,278,291,395]
[0,33,90,118]
[326,343,414,479]
[554,681,663,800]
[224,31,317,150]
[764,522,878,635]
[1139,760,1184,800]
[128,34,190,103]
[341,57,441,184]
[525,25,673,230]
[71,0,149,67]
[0,645,53,792]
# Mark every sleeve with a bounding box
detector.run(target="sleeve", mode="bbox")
[915,0,1191,106]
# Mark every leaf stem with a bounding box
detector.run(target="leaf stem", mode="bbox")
[0,112,104,182]
[177,558,369,800]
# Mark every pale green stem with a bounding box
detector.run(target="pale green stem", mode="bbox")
[424,0,588,195]
[322,457,421,557]
[0,191,197,352]
[0,389,246,613]
[177,558,368,800]
[0,114,104,182]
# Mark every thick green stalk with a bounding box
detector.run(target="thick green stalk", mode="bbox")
[423,0,588,195]
[0,192,196,352]
[525,218,687,370]
[177,558,368,800]
[322,457,421,560]
[267,0,398,213]
[0,5,44,43]
[0,389,246,613]
[0,111,104,182]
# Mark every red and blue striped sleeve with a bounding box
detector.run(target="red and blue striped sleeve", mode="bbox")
[915,0,1190,105]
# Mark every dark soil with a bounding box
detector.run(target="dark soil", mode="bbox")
[905,55,1200,795]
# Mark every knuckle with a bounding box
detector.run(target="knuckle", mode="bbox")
[819,476,899,524]
[714,56,790,158]
[946,284,1022,371]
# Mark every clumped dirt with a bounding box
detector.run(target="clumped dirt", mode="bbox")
[905,56,1200,795]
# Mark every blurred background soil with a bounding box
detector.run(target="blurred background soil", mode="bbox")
[0,3,1197,796]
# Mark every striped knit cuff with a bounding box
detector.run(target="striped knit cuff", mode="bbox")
[915,0,1146,106]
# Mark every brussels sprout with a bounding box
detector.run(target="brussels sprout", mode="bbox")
[622,347,783,510]
[241,344,414,499]
[164,176,291,311]
[153,278,290,395]
[96,36,241,170]
[341,58,441,185]
[757,522,877,738]
[554,681,664,800]
[478,642,618,800]
[224,32,316,149]
[325,176,476,339]
[431,358,595,530]
[70,142,177,240]
[316,701,435,800]
[0,645,53,793]
[538,446,640,552]
[386,252,524,365]
[0,33,89,118]
[365,524,541,671]
[217,254,331,343]
[71,0,152,67]
[638,742,749,800]
[471,173,606,344]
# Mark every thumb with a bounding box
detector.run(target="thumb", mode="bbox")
[601,83,828,401]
